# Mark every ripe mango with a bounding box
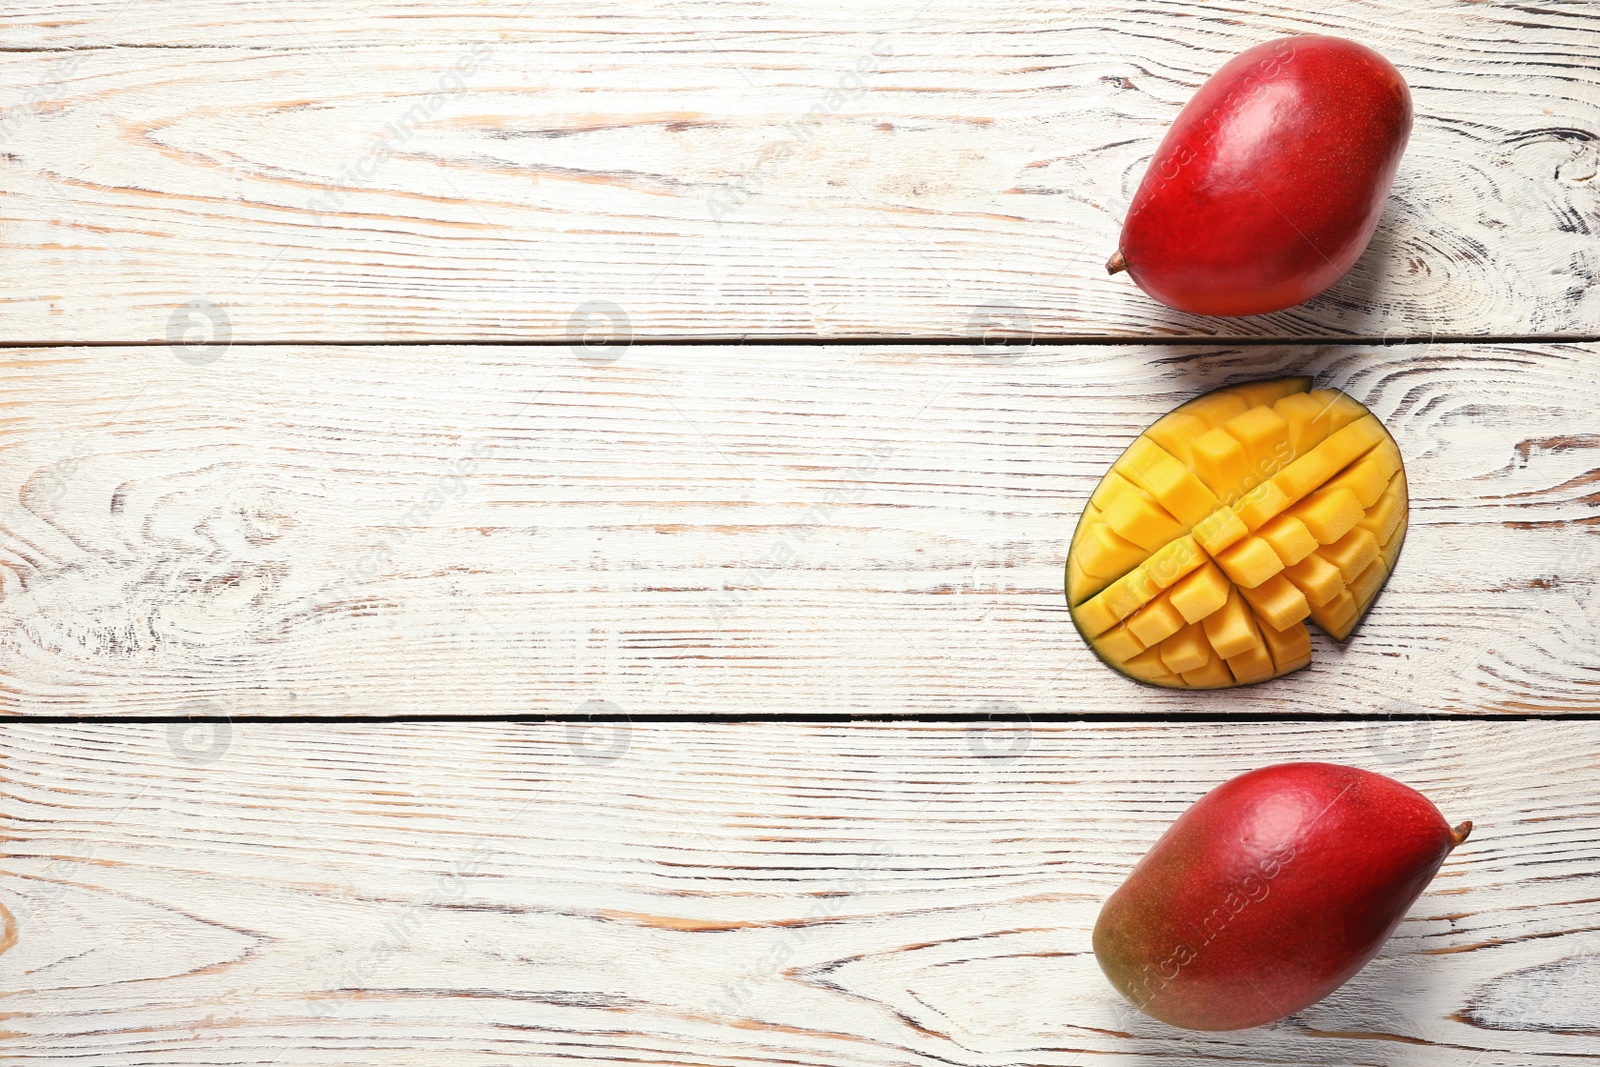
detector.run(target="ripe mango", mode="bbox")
[1066,378,1407,688]
[1106,36,1412,316]
[1093,763,1472,1031]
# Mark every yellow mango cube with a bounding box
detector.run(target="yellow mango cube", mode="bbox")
[1127,592,1187,647]
[1190,426,1253,501]
[1102,490,1187,553]
[1228,376,1313,410]
[1193,506,1249,556]
[1073,576,1150,637]
[1216,535,1286,589]
[1122,648,1181,685]
[1226,644,1277,685]
[1066,552,1093,605]
[1075,521,1147,581]
[1324,439,1402,508]
[1274,391,1334,457]
[1159,623,1213,675]
[1072,597,1120,640]
[1089,470,1143,511]
[1182,651,1238,689]
[1223,405,1291,469]
[1257,514,1320,566]
[1233,478,1291,530]
[1202,588,1262,660]
[1169,562,1231,624]
[1284,552,1347,607]
[1381,517,1407,569]
[1291,486,1365,544]
[1145,411,1210,464]
[1358,474,1407,547]
[1116,438,1220,526]
[1350,557,1390,607]
[1180,390,1249,427]
[1310,590,1360,641]
[1237,574,1312,631]
[1307,389,1368,435]
[1140,535,1206,590]
[1095,623,1146,663]
[1319,526,1380,583]
[1257,618,1313,673]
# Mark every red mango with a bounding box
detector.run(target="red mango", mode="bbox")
[1109,36,1413,317]
[1093,762,1471,1031]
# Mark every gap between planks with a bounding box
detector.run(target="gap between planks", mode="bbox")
[13,711,1600,725]
[0,334,1596,349]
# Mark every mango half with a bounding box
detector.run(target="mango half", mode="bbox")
[1067,377,1407,688]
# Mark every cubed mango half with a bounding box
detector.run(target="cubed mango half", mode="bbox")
[1067,377,1408,688]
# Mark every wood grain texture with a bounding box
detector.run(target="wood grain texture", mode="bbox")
[4,721,1599,1065]
[0,1,1596,341]
[1,341,1594,717]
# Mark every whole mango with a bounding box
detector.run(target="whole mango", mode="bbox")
[1108,36,1412,317]
[1093,762,1471,1030]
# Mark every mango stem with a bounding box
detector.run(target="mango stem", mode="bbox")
[1106,251,1128,275]
[1450,821,1474,848]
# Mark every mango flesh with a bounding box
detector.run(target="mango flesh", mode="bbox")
[1093,763,1471,1031]
[1066,377,1408,688]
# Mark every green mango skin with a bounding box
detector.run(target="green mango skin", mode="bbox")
[1094,762,1471,1031]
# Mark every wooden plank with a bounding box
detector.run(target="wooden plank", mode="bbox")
[0,2,1596,341]
[1,341,1594,716]
[4,721,1598,1065]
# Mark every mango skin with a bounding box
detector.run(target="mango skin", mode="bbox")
[1093,763,1469,1031]
[1115,36,1412,317]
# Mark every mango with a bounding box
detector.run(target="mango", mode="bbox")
[1094,763,1471,1031]
[1067,377,1408,688]
[1106,37,1412,317]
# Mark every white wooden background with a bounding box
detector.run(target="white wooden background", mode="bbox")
[3,1,1599,1065]
[0,1,1597,340]
[7,722,1600,1065]
[1,340,1597,716]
